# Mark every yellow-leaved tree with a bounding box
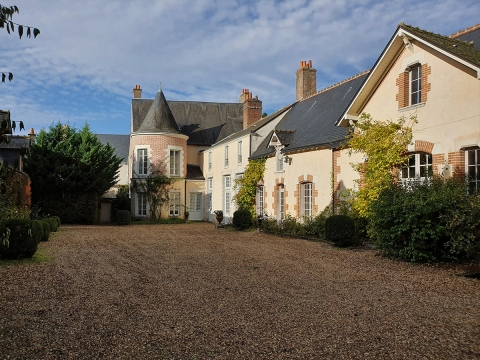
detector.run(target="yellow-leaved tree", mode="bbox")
[346,113,417,217]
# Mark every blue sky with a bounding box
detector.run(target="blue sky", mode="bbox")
[1,0,479,135]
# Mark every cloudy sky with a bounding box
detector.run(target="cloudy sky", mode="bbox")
[1,0,478,135]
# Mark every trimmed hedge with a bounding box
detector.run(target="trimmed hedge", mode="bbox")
[31,220,44,245]
[325,215,356,247]
[232,209,252,230]
[52,216,61,228]
[115,210,131,225]
[0,219,37,259]
[44,218,58,232]
[40,219,51,241]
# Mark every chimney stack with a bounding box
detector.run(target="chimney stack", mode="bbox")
[240,89,262,129]
[296,60,316,100]
[133,84,142,99]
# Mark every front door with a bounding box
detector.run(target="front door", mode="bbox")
[189,192,203,221]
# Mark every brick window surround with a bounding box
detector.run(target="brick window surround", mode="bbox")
[271,178,288,216]
[396,63,431,108]
[294,174,318,217]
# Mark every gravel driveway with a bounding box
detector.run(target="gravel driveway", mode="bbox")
[0,223,479,359]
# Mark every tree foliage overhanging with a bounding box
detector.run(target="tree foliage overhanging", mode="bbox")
[233,157,266,216]
[24,123,122,223]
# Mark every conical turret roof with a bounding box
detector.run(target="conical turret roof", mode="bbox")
[136,90,181,134]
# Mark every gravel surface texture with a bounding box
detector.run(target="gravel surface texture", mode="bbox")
[0,223,479,359]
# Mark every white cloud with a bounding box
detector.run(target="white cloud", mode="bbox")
[1,0,479,133]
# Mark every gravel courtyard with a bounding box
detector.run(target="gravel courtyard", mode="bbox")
[0,223,479,359]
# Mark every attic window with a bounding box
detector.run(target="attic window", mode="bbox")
[272,136,278,143]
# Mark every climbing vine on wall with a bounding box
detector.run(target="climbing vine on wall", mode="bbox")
[346,113,417,217]
[233,158,266,216]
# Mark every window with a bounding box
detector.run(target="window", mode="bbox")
[137,193,147,217]
[401,153,432,184]
[225,146,229,167]
[170,150,180,177]
[276,149,284,172]
[256,185,264,216]
[237,141,243,164]
[277,185,284,221]
[208,152,212,171]
[467,148,480,193]
[169,192,181,216]
[137,148,148,175]
[301,182,312,218]
[410,64,422,105]
[224,175,231,215]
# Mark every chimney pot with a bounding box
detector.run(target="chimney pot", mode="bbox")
[133,84,142,98]
[29,128,35,135]
[308,60,312,67]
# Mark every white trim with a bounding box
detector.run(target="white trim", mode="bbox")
[398,102,425,113]
[166,145,183,177]
[134,145,151,177]
[130,132,189,140]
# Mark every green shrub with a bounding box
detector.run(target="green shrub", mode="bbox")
[40,219,50,241]
[232,209,253,230]
[30,220,43,245]
[52,216,61,228]
[1,219,36,259]
[303,207,333,239]
[45,218,58,232]
[115,210,131,225]
[325,215,356,247]
[370,176,480,262]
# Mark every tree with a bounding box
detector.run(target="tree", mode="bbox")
[24,123,122,223]
[233,158,266,216]
[130,162,177,221]
[1,4,40,82]
[346,113,416,217]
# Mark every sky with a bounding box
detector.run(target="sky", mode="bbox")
[1,0,479,136]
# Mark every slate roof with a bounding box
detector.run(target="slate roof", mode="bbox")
[212,102,295,148]
[96,134,129,164]
[400,23,480,66]
[136,90,182,134]
[250,73,368,160]
[451,24,480,51]
[132,96,244,146]
[186,164,205,180]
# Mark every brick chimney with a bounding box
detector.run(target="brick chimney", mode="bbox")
[133,84,142,98]
[241,88,262,129]
[296,60,316,101]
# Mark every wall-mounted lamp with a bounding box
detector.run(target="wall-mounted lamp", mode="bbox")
[284,155,292,165]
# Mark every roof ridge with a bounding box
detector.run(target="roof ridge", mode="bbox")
[301,69,370,102]
[400,23,477,46]
[450,24,480,38]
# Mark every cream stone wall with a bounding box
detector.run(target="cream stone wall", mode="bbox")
[262,148,333,219]
[187,145,209,167]
[361,41,480,163]
[204,133,251,222]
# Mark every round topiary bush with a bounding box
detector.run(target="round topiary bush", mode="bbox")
[45,218,58,232]
[40,219,50,241]
[232,209,252,230]
[325,215,356,247]
[52,216,61,228]
[30,220,44,247]
[115,210,131,225]
[1,219,36,259]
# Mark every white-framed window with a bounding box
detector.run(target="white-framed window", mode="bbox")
[276,148,284,172]
[137,148,148,175]
[277,185,284,221]
[301,182,312,218]
[208,152,212,171]
[137,192,147,217]
[224,175,231,215]
[466,148,480,193]
[410,64,422,105]
[170,150,181,177]
[169,192,181,216]
[225,146,229,167]
[401,153,432,184]
[237,140,243,164]
[256,185,264,216]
